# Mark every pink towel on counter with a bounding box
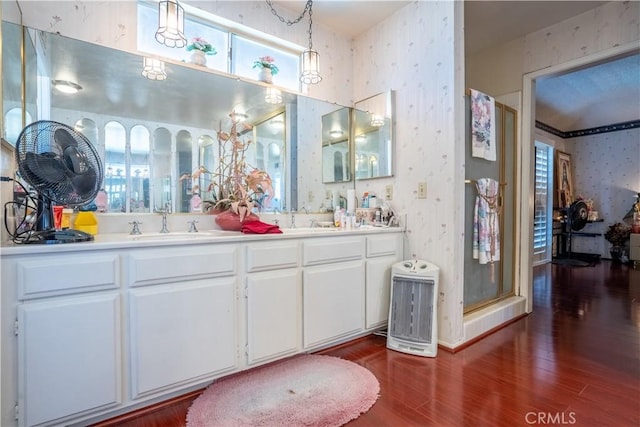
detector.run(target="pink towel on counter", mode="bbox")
[241,220,282,234]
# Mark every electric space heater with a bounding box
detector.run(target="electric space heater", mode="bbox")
[387,260,439,357]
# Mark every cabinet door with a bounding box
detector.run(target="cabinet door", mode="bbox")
[303,261,364,348]
[246,270,301,365]
[128,277,237,398]
[365,256,396,329]
[18,294,121,427]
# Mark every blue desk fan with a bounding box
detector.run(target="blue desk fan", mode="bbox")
[15,120,103,244]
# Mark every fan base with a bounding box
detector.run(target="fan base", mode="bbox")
[23,229,94,244]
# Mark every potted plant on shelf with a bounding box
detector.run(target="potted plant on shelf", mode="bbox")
[604,222,631,262]
[180,111,273,230]
[186,37,217,66]
[252,55,279,83]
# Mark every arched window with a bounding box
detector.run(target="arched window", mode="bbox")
[5,108,32,145]
[130,125,150,212]
[104,121,127,212]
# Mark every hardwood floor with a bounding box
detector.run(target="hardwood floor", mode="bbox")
[96,261,639,427]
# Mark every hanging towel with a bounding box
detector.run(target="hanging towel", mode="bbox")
[473,178,500,265]
[470,89,497,161]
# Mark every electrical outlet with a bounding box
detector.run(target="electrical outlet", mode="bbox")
[417,182,427,199]
[385,185,393,200]
[308,191,314,202]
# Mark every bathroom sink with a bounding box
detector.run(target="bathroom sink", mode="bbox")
[281,227,340,234]
[127,231,220,241]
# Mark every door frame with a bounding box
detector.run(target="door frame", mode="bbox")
[519,41,639,313]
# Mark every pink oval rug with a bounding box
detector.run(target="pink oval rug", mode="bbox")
[186,354,379,427]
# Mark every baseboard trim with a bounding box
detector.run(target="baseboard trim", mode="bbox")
[91,389,203,427]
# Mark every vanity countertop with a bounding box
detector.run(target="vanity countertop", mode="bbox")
[0,226,403,256]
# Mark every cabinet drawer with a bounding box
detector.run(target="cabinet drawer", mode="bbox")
[366,234,401,258]
[17,253,119,300]
[303,236,364,266]
[246,241,300,272]
[128,245,237,287]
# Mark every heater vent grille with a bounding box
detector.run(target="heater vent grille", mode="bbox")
[389,277,435,343]
[387,260,439,357]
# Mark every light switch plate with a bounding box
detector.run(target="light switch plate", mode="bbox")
[417,182,427,199]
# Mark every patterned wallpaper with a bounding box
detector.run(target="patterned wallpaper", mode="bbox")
[352,1,465,346]
[570,128,640,257]
[11,0,639,347]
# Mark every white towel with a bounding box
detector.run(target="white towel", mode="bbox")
[470,89,497,162]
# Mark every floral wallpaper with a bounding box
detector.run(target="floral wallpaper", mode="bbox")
[570,128,640,257]
[11,0,639,348]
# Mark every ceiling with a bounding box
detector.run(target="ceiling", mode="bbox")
[279,0,638,133]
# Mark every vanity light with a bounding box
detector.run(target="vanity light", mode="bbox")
[265,87,283,104]
[355,134,366,144]
[155,0,187,48]
[52,80,82,94]
[271,118,285,129]
[142,57,167,81]
[370,114,385,127]
[329,130,343,138]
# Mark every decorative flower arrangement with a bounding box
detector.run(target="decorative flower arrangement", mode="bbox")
[182,112,273,222]
[604,222,631,247]
[252,56,279,75]
[186,37,217,55]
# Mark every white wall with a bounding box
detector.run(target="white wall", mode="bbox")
[352,1,466,347]
[570,128,640,257]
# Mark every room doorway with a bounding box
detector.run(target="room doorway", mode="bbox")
[519,41,639,313]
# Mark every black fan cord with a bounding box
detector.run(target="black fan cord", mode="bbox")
[1,176,42,244]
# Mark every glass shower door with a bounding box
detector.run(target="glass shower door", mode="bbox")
[463,97,516,312]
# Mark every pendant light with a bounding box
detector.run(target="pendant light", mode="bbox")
[265,0,322,85]
[142,58,167,81]
[156,0,186,48]
[265,86,283,104]
[300,1,322,85]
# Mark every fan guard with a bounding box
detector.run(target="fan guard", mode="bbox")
[568,200,588,231]
[15,120,103,244]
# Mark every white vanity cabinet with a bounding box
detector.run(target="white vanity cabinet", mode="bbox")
[126,244,239,398]
[365,234,404,328]
[5,252,121,427]
[0,228,403,427]
[302,236,366,349]
[245,241,301,365]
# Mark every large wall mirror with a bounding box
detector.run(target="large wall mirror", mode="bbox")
[1,21,358,214]
[322,107,351,183]
[354,91,394,180]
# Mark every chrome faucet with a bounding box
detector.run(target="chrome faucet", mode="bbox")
[290,210,297,229]
[155,203,171,233]
[129,221,143,235]
[187,220,199,233]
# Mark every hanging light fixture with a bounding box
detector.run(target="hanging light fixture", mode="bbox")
[265,86,283,104]
[370,114,385,127]
[156,0,186,48]
[300,0,321,85]
[142,57,167,81]
[265,0,321,85]
[51,80,82,94]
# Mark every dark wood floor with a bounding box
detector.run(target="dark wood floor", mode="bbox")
[97,261,639,427]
